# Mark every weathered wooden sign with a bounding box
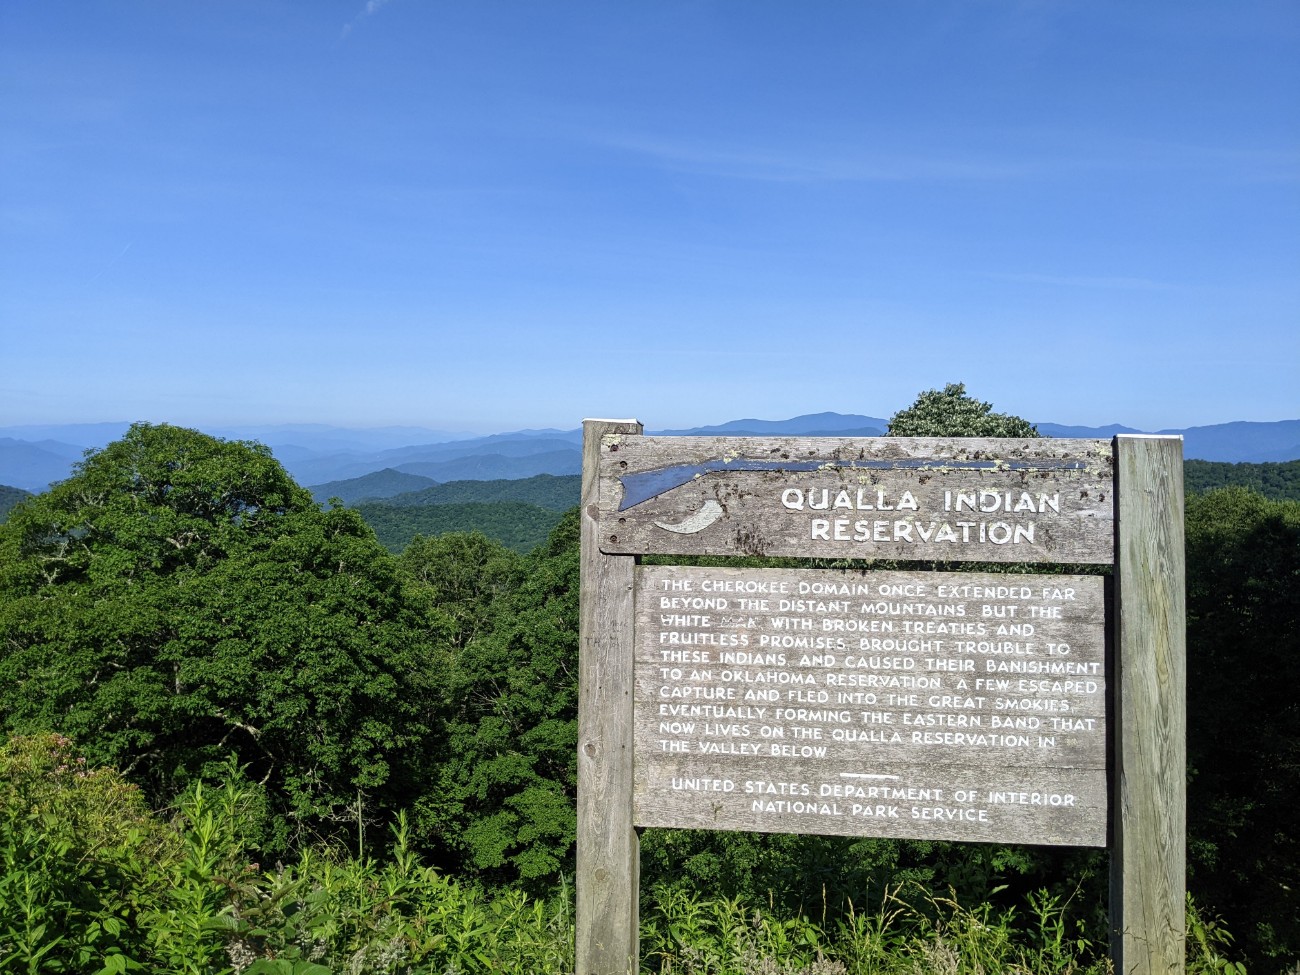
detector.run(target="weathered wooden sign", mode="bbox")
[577,422,1185,975]
[633,566,1107,846]
[598,435,1115,563]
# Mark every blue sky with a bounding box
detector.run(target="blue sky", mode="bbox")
[2,1,1296,434]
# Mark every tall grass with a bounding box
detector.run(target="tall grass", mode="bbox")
[642,883,1113,975]
[0,734,1250,974]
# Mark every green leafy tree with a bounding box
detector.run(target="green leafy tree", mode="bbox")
[411,512,583,889]
[398,531,525,651]
[1185,487,1300,966]
[887,383,1039,438]
[0,733,175,971]
[0,423,447,847]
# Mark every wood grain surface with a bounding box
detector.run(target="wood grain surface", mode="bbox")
[597,435,1115,562]
[633,566,1107,846]
[1112,435,1187,974]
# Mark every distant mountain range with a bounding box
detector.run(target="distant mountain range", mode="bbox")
[2,414,1298,493]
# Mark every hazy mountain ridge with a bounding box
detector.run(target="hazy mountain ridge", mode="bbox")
[310,469,438,505]
[312,471,582,508]
[2,415,1298,492]
[657,412,889,437]
[1156,420,1300,464]
[1035,423,1142,438]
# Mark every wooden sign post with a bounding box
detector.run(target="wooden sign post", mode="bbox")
[1113,435,1186,974]
[576,418,642,975]
[577,423,1184,975]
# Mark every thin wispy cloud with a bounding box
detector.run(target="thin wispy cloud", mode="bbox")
[983,271,1178,292]
[598,135,1036,183]
[594,131,1300,185]
[341,0,395,40]
[88,242,132,285]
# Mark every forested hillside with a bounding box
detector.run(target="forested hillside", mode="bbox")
[309,467,437,504]
[346,473,580,552]
[1185,458,1300,500]
[371,472,579,509]
[1,399,1296,972]
[357,499,566,553]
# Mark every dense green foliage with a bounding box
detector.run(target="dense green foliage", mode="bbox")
[398,532,527,652]
[1185,458,1300,501]
[404,515,584,889]
[2,732,1248,975]
[0,484,32,523]
[0,733,578,974]
[355,499,565,553]
[0,424,446,849]
[1185,488,1300,964]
